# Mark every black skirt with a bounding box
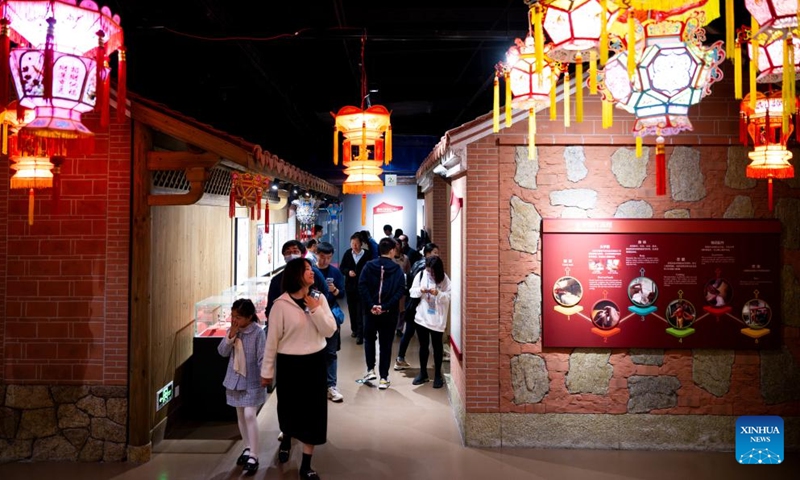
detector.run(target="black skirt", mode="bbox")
[276,348,327,445]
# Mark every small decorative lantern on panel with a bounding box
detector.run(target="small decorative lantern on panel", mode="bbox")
[740,90,796,211]
[294,196,319,240]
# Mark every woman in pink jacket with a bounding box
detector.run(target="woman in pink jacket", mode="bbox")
[261,257,336,480]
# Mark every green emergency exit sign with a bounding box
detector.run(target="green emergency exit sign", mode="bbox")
[156,381,173,411]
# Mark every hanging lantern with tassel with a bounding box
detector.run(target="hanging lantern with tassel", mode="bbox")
[9,154,54,225]
[494,35,562,160]
[229,173,270,221]
[740,90,796,211]
[2,0,127,159]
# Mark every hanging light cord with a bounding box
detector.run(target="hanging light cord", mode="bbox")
[360,30,368,109]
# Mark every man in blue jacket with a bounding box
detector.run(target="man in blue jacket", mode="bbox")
[315,242,346,402]
[357,237,405,389]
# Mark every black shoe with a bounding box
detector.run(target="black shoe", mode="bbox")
[236,448,250,465]
[266,384,275,394]
[278,448,290,463]
[356,337,364,345]
[299,468,320,479]
[395,328,403,337]
[412,374,430,385]
[433,377,444,389]
[243,457,259,476]
[350,332,358,338]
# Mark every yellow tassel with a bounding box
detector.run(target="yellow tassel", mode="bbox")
[332,126,338,165]
[576,54,584,123]
[1,123,7,155]
[564,72,571,127]
[493,75,500,133]
[360,121,367,161]
[602,99,613,129]
[627,10,636,79]
[28,188,34,226]
[386,125,392,164]
[589,50,597,94]
[635,136,642,158]
[725,0,734,61]
[600,0,609,66]
[528,108,536,160]
[361,194,367,226]
[505,71,512,127]
[550,69,557,120]
[734,42,742,100]
[534,5,544,76]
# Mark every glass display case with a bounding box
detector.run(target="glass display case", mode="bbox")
[194,277,271,338]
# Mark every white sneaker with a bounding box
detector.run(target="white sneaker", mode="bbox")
[327,386,344,402]
[362,369,377,382]
[378,378,391,389]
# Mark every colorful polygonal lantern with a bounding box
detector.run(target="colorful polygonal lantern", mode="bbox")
[542,0,624,121]
[745,0,797,32]
[332,105,392,166]
[740,91,796,211]
[749,29,800,84]
[494,35,562,159]
[229,173,270,221]
[1,0,126,157]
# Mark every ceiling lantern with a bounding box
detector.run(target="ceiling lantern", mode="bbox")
[294,196,319,241]
[744,0,797,32]
[2,0,126,158]
[8,152,64,225]
[740,90,796,211]
[748,29,800,84]
[494,34,563,159]
[331,34,392,225]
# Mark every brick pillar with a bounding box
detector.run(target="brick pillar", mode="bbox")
[464,138,500,413]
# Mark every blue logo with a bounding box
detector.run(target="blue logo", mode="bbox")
[736,416,784,464]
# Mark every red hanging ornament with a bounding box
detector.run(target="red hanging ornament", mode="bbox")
[43,17,55,101]
[116,47,127,122]
[0,18,9,108]
[655,135,666,196]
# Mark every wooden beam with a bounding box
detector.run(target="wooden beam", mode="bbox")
[146,151,220,171]
[148,167,210,206]
[129,120,153,456]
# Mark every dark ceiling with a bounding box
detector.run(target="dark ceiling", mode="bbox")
[112,1,736,181]
[112,0,531,180]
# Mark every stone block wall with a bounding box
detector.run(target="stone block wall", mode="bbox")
[0,385,127,462]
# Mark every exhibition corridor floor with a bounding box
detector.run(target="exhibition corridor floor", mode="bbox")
[0,318,796,480]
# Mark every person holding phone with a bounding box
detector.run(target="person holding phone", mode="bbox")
[409,255,451,389]
[261,258,336,479]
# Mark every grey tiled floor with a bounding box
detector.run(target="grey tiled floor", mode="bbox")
[1,314,797,479]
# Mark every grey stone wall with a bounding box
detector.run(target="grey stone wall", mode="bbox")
[0,385,127,463]
[511,354,549,404]
[513,274,542,343]
[514,146,539,189]
[611,147,649,188]
[669,147,706,201]
[692,349,734,397]
[509,196,541,254]
[566,349,613,395]
[564,146,588,182]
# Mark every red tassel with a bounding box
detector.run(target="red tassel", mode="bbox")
[43,18,55,101]
[96,31,107,127]
[116,47,127,122]
[361,193,367,225]
[768,177,774,212]
[229,176,236,218]
[0,18,10,108]
[51,156,65,214]
[100,59,110,127]
[796,103,799,143]
[265,205,269,232]
[16,102,26,124]
[256,190,261,220]
[655,136,666,196]
[764,106,770,144]
[740,113,748,145]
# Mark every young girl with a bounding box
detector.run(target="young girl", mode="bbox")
[218,298,266,475]
[409,255,451,389]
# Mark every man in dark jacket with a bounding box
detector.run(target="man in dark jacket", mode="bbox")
[357,237,405,389]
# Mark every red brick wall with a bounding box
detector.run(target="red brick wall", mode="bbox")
[0,111,130,385]
[479,80,800,417]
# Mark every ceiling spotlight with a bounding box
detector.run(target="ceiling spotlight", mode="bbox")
[292,186,299,195]
[270,178,279,190]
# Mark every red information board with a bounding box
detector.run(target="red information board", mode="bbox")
[541,219,782,349]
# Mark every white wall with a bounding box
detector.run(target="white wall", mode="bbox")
[338,184,418,259]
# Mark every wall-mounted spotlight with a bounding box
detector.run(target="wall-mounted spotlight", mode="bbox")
[270,178,280,190]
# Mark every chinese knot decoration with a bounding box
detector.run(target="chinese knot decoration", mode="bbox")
[229,173,270,222]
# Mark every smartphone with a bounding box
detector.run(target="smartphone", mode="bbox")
[309,289,321,300]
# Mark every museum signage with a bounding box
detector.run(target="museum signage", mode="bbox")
[541,219,781,349]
